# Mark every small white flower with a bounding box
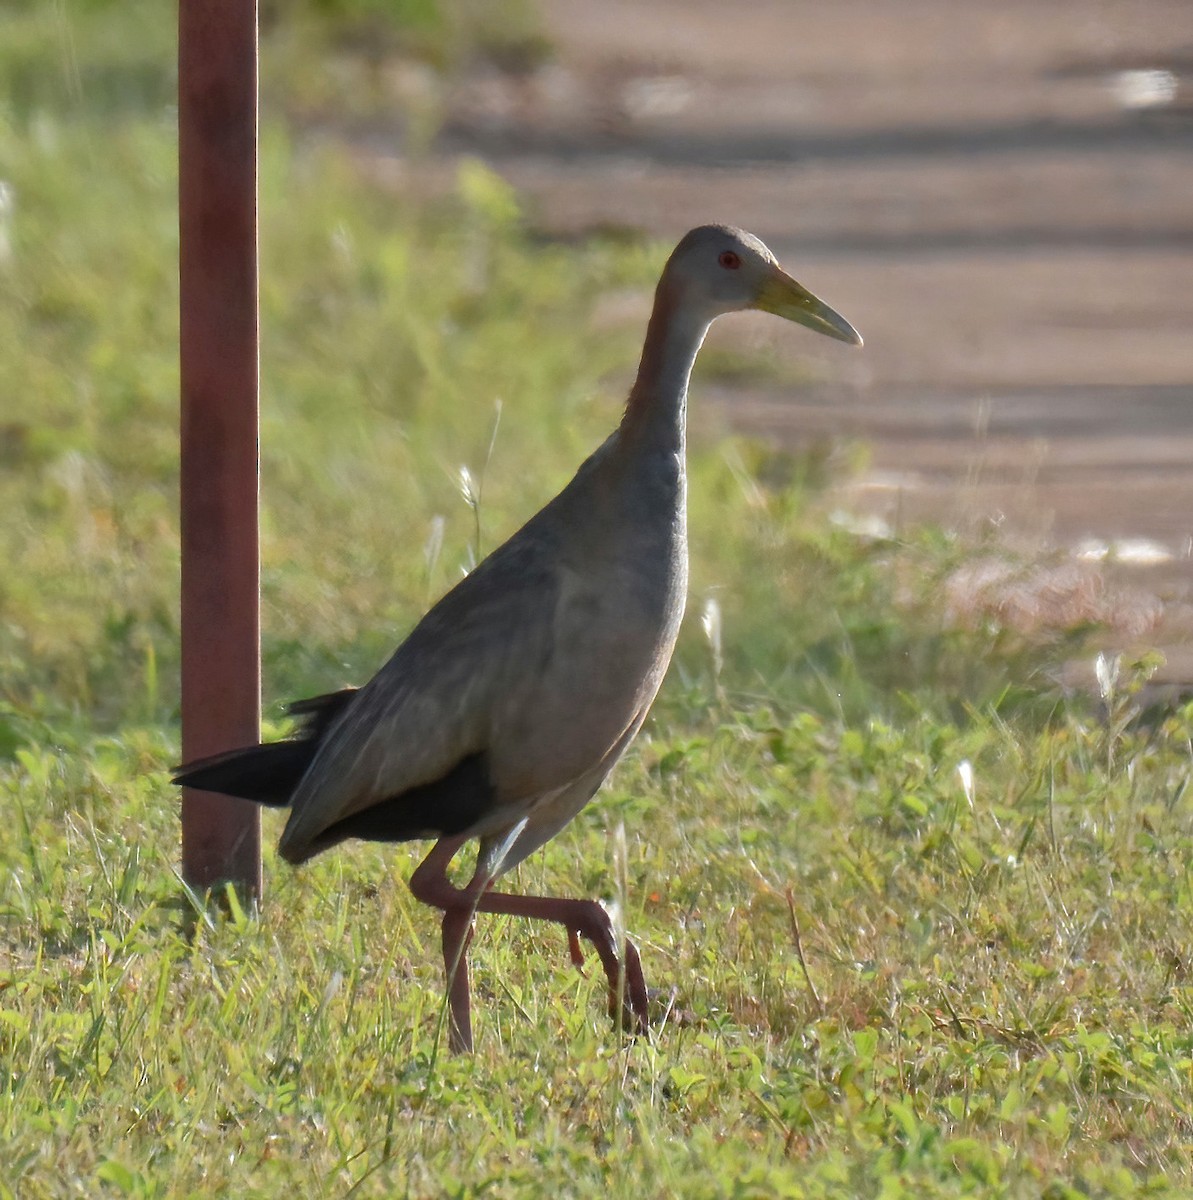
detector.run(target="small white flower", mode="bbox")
[457,464,477,507]
[1095,652,1119,703]
[424,514,445,574]
[701,596,723,679]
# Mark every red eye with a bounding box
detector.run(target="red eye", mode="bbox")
[718,251,741,270]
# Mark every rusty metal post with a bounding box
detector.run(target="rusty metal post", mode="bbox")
[178,0,262,898]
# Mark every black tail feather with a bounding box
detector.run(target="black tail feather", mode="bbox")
[172,686,359,806]
[287,687,358,733]
[172,741,316,805]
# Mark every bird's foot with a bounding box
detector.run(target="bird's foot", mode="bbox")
[604,935,650,1037]
[567,926,586,969]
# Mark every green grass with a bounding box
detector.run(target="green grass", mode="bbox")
[4,3,1193,1197]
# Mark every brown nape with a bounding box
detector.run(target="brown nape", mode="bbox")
[623,273,683,424]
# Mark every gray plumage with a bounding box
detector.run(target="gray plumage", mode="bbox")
[174,224,861,1051]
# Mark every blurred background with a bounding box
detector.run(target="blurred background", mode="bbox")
[344,0,1193,678]
[2,0,1192,731]
[8,6,1193,1188]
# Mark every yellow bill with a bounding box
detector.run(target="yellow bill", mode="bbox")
[755,270,863,346]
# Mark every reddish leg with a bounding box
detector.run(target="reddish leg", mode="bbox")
[411,836,476,1052]
[409,837,649,1052]
[440,907,476,1053]
[475,890,648,1034]
[567,927,585,967]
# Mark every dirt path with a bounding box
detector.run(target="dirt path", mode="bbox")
[357,0,1193,675]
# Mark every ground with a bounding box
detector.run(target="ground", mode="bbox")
[7,3,1193,1193]
[339,0,1193,681]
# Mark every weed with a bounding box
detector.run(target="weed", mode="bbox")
[3,2,1191,1196]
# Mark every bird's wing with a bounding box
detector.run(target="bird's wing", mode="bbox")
[277,529,564,857]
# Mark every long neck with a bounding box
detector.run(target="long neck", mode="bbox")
[621,278,711,452]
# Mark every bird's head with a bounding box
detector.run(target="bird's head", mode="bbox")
[662,225,862,345]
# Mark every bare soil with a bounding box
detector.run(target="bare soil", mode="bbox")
[353,0,1193,681]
